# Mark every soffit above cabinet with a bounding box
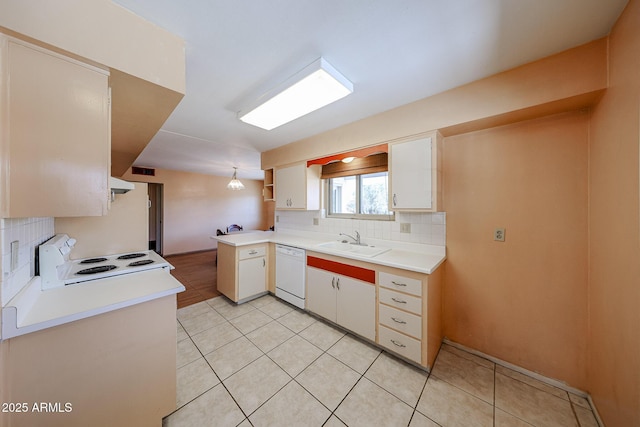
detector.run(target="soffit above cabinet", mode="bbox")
[110,70,184,177]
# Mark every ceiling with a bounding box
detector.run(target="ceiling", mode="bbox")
[113,0,628,181]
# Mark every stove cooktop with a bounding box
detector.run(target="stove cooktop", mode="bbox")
[59,250,172,285]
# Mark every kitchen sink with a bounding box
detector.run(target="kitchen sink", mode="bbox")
[316,241,390,257]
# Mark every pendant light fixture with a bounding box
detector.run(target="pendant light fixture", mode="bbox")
[227,167,245,190]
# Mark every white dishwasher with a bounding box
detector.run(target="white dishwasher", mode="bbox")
[275,244,306,309]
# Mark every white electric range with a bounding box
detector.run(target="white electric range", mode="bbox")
[38,234,174,290]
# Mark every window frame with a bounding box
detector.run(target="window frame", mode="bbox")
[326,172,394,221]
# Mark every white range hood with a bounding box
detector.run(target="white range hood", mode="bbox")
[109,176,135,194]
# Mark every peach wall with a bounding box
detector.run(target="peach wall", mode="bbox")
[121,168,269,255]
[442,111,589,389]
[588,0,640,425]
[262,38,607,169]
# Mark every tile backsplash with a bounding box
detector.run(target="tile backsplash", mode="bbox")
[275,210,445,246]
[0,217,54,306]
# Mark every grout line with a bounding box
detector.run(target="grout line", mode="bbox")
[493,362,496,427]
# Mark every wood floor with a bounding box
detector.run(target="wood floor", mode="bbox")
[165,250,221,309]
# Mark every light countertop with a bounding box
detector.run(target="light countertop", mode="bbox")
[2,267,185,340]
[213,230,446,274]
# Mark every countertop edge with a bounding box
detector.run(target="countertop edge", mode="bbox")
[1,269,185,340]
[212,231,446,275]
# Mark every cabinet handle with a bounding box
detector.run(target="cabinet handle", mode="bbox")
[390,339,406,348]
[263,258,265,267]
[336,277,340,290]
[249,250,258,255]
[391,317,407,324]
[393,193,397,206]
[391,297,407,304]
[331,277,335,289]
[391,281,406,287]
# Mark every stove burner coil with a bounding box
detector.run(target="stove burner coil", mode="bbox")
[76,265,118,275]
[80,257,108,264]
[128,259,155,267]
[117,253,146,260]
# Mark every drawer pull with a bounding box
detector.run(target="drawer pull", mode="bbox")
[390,339,406,348]
[249,250,258,255]
[391,281,407,287]
[391,317,407,324]
[391,297,407,304]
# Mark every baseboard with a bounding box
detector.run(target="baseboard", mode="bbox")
[164,248,217,257]
[442,338,588,398]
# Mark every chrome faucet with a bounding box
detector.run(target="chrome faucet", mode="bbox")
[340,231,365,246]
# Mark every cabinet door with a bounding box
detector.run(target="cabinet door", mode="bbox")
[336,275,376,341]
[390,137,432,210]
[306,267,336,322]
[238,256,266,300]
[5,39,110,217]
[275,163,306,209]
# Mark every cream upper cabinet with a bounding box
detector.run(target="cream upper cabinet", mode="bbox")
[0,36,110,218]
[389,132,442,212]
[275,163,320,210]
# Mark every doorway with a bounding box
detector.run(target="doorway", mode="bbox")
[148,183,164,255]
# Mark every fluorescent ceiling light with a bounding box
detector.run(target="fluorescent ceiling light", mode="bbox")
[238,58,353,130]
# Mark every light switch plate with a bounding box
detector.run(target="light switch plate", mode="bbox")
[400,223,411,233]
[494,228,506,242]
[313,218,319,225]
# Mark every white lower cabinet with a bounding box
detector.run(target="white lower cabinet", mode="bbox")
[377,269,444,368]
[217,243,267,303]
[238,256,266,301]
[306,266,376,341]
[305,253,443,371]
[237,246,267,301]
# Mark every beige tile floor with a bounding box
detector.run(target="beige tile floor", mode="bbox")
[164,294,600,427]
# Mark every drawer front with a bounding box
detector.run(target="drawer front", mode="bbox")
[378,325,421,363]
[379,288,422,315]
[239,246,266,260]
[379,304,421,339]
[379,272,422,296]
